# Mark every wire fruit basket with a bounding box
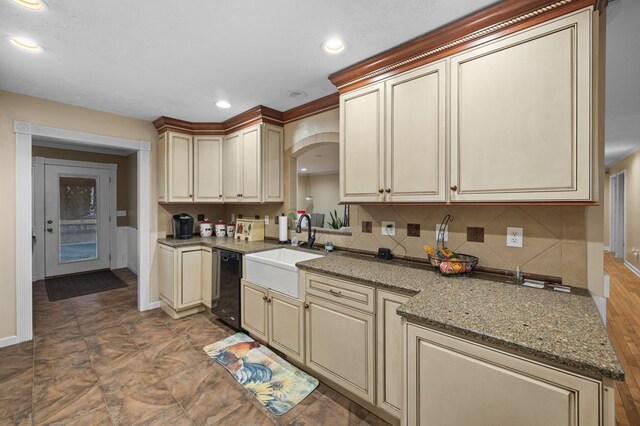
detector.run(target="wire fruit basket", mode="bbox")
[425,214,478,276]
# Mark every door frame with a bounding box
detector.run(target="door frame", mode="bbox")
[33,157,117,280]
[609,170,626,259]
[13,120,152,346]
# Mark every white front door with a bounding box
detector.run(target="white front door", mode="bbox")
[44,164,112,276]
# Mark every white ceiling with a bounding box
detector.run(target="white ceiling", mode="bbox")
[2,1,637,167]
[297,143,339,175]
[605,0,640,167]
[0,0,496,122]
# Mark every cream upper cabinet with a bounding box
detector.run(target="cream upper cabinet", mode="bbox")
[406,324,603,426]
[385,61,446,202]
[157,132,167,202]
[262,125,284,202]
[240,126,262,202]
[340,61,446,203]
[167,131,193,202]
[222,132,241,202]
[449,9,592,202]
[340,82,385,202]
[376,290,409,418]
[193,136,223,203]
[223,124,283,203]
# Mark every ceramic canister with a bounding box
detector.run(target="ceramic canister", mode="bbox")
[199,220,213,237]
[214,220,226,237]
[226,224,235,238]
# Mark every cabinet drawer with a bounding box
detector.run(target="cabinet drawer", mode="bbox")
[305,273,374,313]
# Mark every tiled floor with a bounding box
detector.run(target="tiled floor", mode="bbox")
[0,269,390,425]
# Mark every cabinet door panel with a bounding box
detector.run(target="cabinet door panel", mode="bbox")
[376,290,409,417]
[157,133,167,202]
[223,133,240,202]
[386,62,446,202]
[305,295,374,403]
[168,132,193,202]
[269,291,304,364]
[241,280,268,342]
[450,10,591,201]
[180,249,202,307]
[340,83,385,202]
[263,126,284,202]
[158,244,175,306]
[241,127,261,202]
[194,136,223,203]
[406,325,600,426]
[200,247,212,309]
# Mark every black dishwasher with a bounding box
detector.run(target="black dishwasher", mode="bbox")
[212,250,242,330]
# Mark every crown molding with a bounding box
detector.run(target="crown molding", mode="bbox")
[328,0,597,93]
[282,92,339,124]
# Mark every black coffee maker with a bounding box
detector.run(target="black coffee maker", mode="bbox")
[172,213,194,239]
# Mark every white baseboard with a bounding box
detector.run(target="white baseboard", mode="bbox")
[146,301,161,310]
[0,335,20,349]
[591,295,607,326]
[624,260,640,278]
[604,246,611,252]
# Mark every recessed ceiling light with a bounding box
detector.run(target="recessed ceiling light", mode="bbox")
[322,38,346,54]
[301,168,307,172]
[11,0,48,11]
[215,100,231,109]
[6,36,44,53]
[288,90,307,99]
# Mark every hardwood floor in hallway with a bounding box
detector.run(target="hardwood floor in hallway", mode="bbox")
[605,252,640,425]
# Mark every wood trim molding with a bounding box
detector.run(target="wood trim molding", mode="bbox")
[153,105,284,136]
[282,92,339,123]
[328,0,597,92]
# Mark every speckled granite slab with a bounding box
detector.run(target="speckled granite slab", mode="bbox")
[296,252,624,381]
[157,237,282,254]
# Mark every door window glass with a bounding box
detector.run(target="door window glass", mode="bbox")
[59,176,98,262]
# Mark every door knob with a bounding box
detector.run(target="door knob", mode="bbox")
[450,185,458,191]
[47,228,53,233]
[47,220,53,224]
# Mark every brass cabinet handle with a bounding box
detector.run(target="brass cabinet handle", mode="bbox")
[189,194,192,198]
[304,303,310,309]
[266,297,272,303]
[378,188,384,194]
[450,185,458,191]
[262,295,267,301]
[219,194,222,198]
[329,288,342,296]
[385,188,391,193]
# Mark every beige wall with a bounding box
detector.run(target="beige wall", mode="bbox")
[0,90,157,340]
[127,153,138,229]
[603,171,610,248]
[31,146,135,227]
[298,173,340,228]
[605,149,640,269]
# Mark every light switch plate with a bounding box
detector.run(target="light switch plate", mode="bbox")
[381,221,396,236]
[436,224,448,242]
[506,227,523,248]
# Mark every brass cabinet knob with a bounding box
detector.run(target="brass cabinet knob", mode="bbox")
[266,297,272,303]
[378,188,384,194]
[385,188,391,193]
[189,194,192,198]
[219,194,222,198]
[304,303,310,309]
[262,295,267,301]
[450,185,458,191]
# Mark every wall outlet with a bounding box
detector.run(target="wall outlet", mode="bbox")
[506,227,524,248]
[436,224,448,242]
[381,221,396,236]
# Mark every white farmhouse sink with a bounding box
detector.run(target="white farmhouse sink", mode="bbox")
[245,248,323,298]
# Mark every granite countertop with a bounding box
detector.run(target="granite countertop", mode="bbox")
[157,236,282,254]
[296,252,624,381]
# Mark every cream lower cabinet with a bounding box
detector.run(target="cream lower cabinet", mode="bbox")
[240,279,305,364]
[304,272,376,404]
[406,324,608,426]
[377,290,409,418]
[158,244,212,319]
[449,9,592,201]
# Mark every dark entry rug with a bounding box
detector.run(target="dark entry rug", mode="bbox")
[45,270,127,301]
